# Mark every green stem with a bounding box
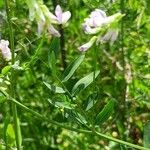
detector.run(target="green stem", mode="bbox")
[24,36,44,69]
[7,96,150,150]
[118,0,127,140]
[52,0,66,70]
[93,44,98,88]
[5,0,22,149]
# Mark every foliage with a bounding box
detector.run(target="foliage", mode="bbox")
[0,0,150,150]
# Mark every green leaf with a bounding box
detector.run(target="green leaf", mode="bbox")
[4,114,10,146]
[0,93,6,104]
[17,118,22,147]
[144,121,150,148]
[6,124,16,147]
[85,92,99,111]
[71,71,100,96]
[1,65,11,75]
[43,82,65,94]
[47,99,73,110]
[74,112,87,125]
[48,51,56,75]
[62,54,85,82]
[49,37,60,57]
[48,37,60,74]
[95,100,114,125]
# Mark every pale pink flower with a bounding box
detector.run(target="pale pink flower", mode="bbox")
[48,25,61,37]
[37,5,71,36]
[82,9,123,35]
[55,5,71,25]
[0,39,11,61]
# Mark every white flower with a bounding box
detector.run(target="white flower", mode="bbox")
[82,9,107,34]
[78,36,97,52]
[97,29,119,43]
[78,9,124,52]
[55,5,71,25]
[48,25,61,37]
[38,4,59,35]
[82,9,123,35]
[88,9,107,27]
[0,39,11,61]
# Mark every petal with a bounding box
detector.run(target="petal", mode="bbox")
[111,30,118,42]
[78,36,97,52]
[78,43,91,52]
[83,18,94,27]
[0,40,9,46]
[62,11,71,24]
[55,5,63,23]
[37,21,45,35]
[90,9,107,18]
[97,30,118,43]
[83,25,102,34]
[101,31,112,41]
[0,40,11,61]
[83,9,107,28]
[48,25,61,37]
[2,49,12,61]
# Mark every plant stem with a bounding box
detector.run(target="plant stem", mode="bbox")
[93,44,98,88]
[24,36,44,68]
[118,0,127,140]
[7,96,150,150]
[52,0,67,70]
[5,0,22,149]
[59,25,67,69]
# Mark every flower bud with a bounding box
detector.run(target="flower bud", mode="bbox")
[78,36,97,52]
[0,40,11,61]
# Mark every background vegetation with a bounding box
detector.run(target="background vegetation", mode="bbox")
[0,0,150,149]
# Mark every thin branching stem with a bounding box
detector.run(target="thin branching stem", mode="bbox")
[5,0,22,149]
[52,0,67,70]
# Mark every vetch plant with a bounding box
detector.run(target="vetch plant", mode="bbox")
[0,1,150,150]
[79,9,124,51]
[26,0,71,36]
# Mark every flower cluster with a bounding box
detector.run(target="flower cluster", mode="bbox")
[26,0,71,36]
[78,9,124,51]
[0,39,11,61]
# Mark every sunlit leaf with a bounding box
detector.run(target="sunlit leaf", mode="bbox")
[95,100,114,125]
[74,112,87,125]
[47,99,74,110]
[72,71,100,96]
[1,65,11,75]
[62,54,85,82]
[44,82,65,94]
[85,92,99,111]
[49,37,60,57]
[6,124,16,147]
[144,121,150,148]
